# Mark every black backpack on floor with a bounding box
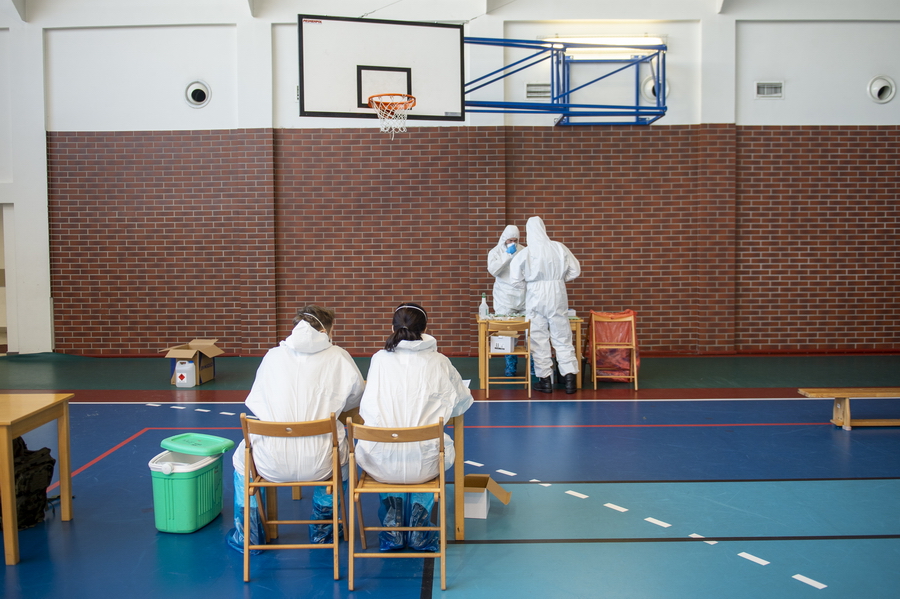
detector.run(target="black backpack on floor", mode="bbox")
[0,437,56,531]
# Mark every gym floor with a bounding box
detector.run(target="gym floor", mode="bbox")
[2,352,900,598]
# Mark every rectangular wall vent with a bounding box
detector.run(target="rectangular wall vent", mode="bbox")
[525,82,551,99]
[755,81,784,99]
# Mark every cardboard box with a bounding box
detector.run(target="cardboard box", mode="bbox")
[162,339,224,386]
[463,474,511,519]
[490,335,517,353]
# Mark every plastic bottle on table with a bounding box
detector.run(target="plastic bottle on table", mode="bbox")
[479,293,490,319]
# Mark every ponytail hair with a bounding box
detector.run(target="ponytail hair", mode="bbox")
[384,302,428,352]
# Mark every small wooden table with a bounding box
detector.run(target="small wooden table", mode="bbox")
[476,315,583,390]
[798,387,900,431]
[0,393,74,565]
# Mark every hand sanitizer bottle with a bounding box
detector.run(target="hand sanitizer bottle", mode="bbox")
[479,293,490,319]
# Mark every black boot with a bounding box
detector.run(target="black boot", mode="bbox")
[564,373,577,394]
[534,376,553,393]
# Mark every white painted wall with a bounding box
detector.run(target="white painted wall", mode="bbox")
[736,21,900,126]
[2,0,900,353]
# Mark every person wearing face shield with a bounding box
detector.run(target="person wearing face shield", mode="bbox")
[487,225,527,376]
[228,304,365,552]
[509,217,581,394]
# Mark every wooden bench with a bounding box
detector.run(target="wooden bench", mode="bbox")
[797,388,900,431]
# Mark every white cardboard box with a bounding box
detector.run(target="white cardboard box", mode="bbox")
[490,335,517,353]
[463,474,512,519]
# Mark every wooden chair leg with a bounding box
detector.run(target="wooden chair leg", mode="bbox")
[243,487,252,582]
[331,483,339,580]
[265,487,278,539]
[348,490,356,591]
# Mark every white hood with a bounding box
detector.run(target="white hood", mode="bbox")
[282,320,332,354]
[394,334,437,353]
[497,224,520,250]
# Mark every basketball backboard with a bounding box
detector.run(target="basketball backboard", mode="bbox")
[298,15,465,121]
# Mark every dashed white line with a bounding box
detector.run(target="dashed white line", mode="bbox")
[495,469,517,477]
[739,552,770,566]
[530,479,551,487]
[645,517,671,528]
[792,574,827,589]
[220,411,235,416]
[465,460,484,467]
[195,408,210,412]
[170,406,186,410]
[146,403,161,407]
[566,490,589,499]
[689,533,718,545]
[604,503,628,512]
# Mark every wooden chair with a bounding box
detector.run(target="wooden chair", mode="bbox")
[483,320,531,398]
[240,413,347,582]
[588,310,639,390]
[347,418,447,591]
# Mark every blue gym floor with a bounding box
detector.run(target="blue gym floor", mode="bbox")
[2,353,900,598]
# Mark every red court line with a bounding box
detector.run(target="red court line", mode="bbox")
[463,422,832,428]
[47,426,239,492]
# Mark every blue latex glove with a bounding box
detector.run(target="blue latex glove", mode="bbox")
[506,243,517,254]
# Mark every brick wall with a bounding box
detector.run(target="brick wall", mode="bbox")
[47,130,276,356]
[736,126,900,351]
[46,124,900,356]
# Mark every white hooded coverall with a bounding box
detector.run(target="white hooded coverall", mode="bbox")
[231,320,365,483]
[509,216,582,379]
[487,225,526,315]
[356,334,473,484]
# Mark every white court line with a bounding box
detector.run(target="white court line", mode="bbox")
[146,403,161,407]
[792,574,827,589]
[645,517,672,528]
[566,490,589,499]
[496,469,517,476]
[689,533,718,545]
[604,503,628,512]
[170,406,186,410]
[530,479,551,487]
[739,552,770,566]
[465,460,483,467]
[194,408,210,412]
[220,411,235,416]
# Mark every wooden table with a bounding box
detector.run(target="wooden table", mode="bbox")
[477,315,583,390]
[0,393,74,564]
[451,414,465,540]
[798,387,900,431]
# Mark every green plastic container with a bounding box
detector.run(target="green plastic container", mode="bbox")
[149,433,235,533]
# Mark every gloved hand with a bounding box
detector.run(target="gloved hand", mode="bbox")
[506,243,517,255]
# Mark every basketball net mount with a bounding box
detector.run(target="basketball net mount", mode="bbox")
[368,94,416,139]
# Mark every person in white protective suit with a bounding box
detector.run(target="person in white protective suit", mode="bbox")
[510,216,582,394]
[487,225,527,376]
[227,305,365,552]
[356,302,473,551]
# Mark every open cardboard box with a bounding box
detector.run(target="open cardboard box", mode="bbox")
[162,339,224,386]
[463,474,511,519]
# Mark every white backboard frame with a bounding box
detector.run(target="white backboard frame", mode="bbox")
[298,15,465,121]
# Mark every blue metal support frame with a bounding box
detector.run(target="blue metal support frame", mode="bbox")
[465,37,667,126]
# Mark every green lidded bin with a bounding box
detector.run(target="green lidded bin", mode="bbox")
[149,433,235,533]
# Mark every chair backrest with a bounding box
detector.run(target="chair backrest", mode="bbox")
[241,413,339,448]
[590,310,636,344]
[347,418,444,454]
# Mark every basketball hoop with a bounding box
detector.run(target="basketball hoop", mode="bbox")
[368,94,416,138]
